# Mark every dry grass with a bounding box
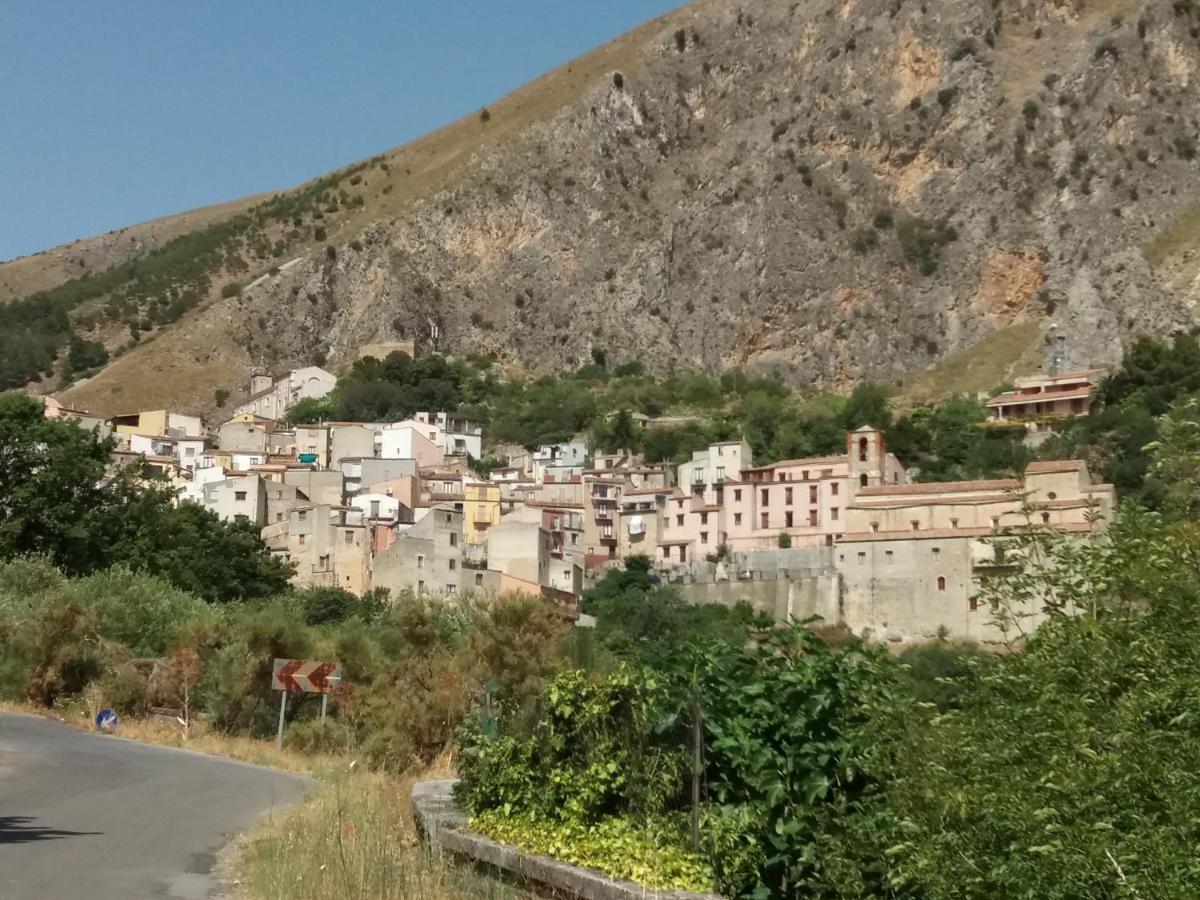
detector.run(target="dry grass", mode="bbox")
[234,760,518,900]
[895,321,1045,408]
[0,193,265,302]
[1144,200,1200,268]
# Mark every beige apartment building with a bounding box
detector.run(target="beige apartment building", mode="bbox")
[836,459,1115,644]
[373,506,479,596]
[262,504,371,595]
[580,453,672,565]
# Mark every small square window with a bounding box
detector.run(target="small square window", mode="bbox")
[235,491,247,502]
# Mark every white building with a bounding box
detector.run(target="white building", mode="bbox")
[176,437,209,471]
[234,366,337,421]
[677,440,752,502]
[413,411,483,458]
[198,474,267,526]
[379,422,444,468]
[532,440,588,483]
[350,492,404,523]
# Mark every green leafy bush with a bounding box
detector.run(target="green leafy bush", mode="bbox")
[897,215,958,275]
[458,623,900,898]
[471,811,712,892]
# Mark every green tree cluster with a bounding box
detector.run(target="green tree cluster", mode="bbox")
[1043,331,1200,505]
[0,392,290,601]
[0,555,572,769]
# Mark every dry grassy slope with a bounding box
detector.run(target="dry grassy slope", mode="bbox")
[43,0,1200,418]
[0,194,265,304]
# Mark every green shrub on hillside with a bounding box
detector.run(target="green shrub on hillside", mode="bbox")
[897,215,957,275]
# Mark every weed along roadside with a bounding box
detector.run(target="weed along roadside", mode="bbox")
[234,765,519,900]
[412,779,726,900]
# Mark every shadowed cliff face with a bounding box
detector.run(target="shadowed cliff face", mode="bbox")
[56,0,1200,415]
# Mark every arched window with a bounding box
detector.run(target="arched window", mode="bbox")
[858,437,869,462]
[859,473,868,488]
[937,576,946,591]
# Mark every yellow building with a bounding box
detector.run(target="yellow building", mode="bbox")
[110,409,204,440]
[464,481,502,545]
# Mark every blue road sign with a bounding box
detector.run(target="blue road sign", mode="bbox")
[95,709,119,732]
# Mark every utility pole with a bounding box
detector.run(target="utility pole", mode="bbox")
[691,674,702,853]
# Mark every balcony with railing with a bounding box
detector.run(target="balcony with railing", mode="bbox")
[463,543,489,569]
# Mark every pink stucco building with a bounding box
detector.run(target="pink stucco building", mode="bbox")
[649,427,907,565]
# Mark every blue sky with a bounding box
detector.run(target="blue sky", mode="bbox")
[0,1,679,263]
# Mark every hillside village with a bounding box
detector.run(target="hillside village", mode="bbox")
[41,355,1115,645]
[13,1,1200,895]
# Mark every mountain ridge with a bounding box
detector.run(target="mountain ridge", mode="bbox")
[4,0,1199,417]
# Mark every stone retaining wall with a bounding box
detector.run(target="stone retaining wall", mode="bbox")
[411,779,726,900]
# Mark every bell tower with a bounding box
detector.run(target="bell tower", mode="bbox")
[847,426,886,491]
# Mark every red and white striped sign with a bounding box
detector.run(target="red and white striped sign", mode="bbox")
[272,658,342,695]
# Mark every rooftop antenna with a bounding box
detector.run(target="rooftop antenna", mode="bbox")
[1048,324,1066,376]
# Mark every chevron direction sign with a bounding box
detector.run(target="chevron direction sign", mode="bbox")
[272,658,342,695]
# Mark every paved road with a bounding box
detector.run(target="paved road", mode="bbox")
[0,711,312,899]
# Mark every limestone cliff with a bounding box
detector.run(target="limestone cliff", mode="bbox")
[26,0,1200,415]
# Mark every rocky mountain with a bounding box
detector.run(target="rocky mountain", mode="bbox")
[8,0,1200,417]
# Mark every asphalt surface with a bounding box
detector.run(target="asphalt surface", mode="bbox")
[0,711,312,899]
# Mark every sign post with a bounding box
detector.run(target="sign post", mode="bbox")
[272,658,343,747]
[276,690,287,749]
